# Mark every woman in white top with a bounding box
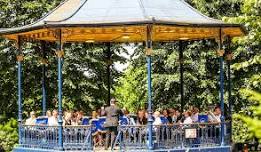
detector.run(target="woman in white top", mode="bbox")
[183,111,193,124]
[25,111,36,125]
[191,107,199,122]
[153,111,162,126]
[48,110,58,126]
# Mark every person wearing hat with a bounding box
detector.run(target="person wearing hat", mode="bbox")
[104,98,123,150]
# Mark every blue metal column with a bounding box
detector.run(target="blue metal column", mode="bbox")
[41,41,47,116]
[106,42,112,106]
[146,25,153,150]
[226,37,233,143]
[218,28,225,146]
[56,30,64,150]
[179,41,184,113]
[17,36,23,145]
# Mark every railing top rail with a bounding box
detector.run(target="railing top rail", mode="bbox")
[22,124,92,127]
[119,121,230,127]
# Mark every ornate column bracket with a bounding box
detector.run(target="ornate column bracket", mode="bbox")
[55,50,65,58]
[217,49,225,57]
[16,55,24,62]
[226,52,233,61]
[40,57,48,65]
[145,48,153,56]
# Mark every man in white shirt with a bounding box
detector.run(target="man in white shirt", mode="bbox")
[25,111,36,125]
[48,110,58,126]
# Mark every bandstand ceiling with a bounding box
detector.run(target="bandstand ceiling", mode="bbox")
[0,0,246,42]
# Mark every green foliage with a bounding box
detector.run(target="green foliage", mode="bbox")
[232,117,252,143]
[115,65,147,112]
[115,0,261,144]
[0,118,18,152]
[234,89,261,143]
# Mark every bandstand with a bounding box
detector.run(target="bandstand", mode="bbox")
[0,0,245,151]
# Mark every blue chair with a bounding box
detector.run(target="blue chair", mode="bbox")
[160,116,169,124]
[120,116,129,125]
[91,119,99,133]
[198,115,208,123]
[36,117,48,125]
[82,117,90,125]
[97,117,106,131]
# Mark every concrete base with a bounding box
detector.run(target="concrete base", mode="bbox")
[154,146,231,152]
[14,146,231,152]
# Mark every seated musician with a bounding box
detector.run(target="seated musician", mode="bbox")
[136,110,147,125]
[25,111,36,125]
[208,106,221,123]
[168,108,176,123]
[76,111,84,125]
[121,108,130,125]
[71,111,84,125]
[182,111,193,124]
[191,107,199,123]
[162,109,172,124]
[46,110,52,118]
[90,110,103,146]
[153,111,162,126]
[175,109,183,123]
[48,110,58,126]
[63,111,72,126]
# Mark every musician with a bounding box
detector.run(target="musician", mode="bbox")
[208,106,221,123]
[25,111,36,125]
[48,110,58,126]
[104,98,123,150]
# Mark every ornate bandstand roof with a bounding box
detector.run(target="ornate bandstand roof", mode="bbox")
[0,0,245,42]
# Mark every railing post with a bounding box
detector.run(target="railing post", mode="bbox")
[40,41,47,116]
[146,24,154,150]
[217,28,225,146]
[56,29,64,151]
[16,36,23,145]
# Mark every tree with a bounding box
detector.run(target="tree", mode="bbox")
[234,89,261,143]
[115,65,147,112]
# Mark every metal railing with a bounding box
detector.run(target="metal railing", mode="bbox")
[114,122,231,150]
[20,125,92,150]
[19,122,231,151]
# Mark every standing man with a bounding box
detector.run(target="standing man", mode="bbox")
[104,98,122,150]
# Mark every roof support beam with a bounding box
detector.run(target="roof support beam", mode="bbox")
[16,36,23,145]
[40,41,47,116]
[217,28,225,146]
[56,29,64,151]
[179,41,185,113]
[146,24,153,150]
